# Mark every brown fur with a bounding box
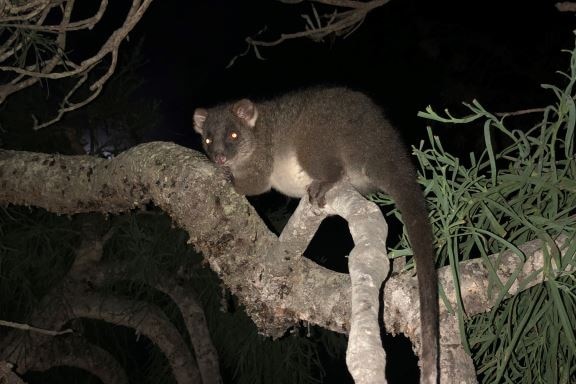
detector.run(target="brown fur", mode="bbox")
[194,87,439,383]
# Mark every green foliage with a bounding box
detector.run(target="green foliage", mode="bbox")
[103,210,195,280]
[3,26,66,71]
[467,278,576,384]
[0,207,79,323]
[372,43,576,383]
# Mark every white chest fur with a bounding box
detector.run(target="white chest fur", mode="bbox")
[270,152,312,198]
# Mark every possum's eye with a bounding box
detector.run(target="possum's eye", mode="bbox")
[229,131,238,140]
[204,138,211,145]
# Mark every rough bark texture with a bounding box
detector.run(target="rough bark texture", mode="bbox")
[155,277,223,384]
[1,142,572,383]
[280,183,391,383]
[383,234,572,384]
[323,183,390,384]
[87,264,223,384]
[0,142,350,337]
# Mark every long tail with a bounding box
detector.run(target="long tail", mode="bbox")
[396,184,439,384]
[369,161,439,384]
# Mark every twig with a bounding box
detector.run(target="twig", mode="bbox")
[228,0,390,67]
[0,320,73,336]
[0,0,154,129]
[556,2,576,12]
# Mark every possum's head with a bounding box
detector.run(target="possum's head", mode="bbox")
[193,99,259,168]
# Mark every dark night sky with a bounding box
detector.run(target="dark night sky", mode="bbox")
[122,0,575,153]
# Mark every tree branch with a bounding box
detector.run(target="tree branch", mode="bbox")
[86,263,224,384]
[321,183,390,384]
[383,234,573,384]
[154,277,223,384]
[0,320,72,337]
[29,337,129,384]
[0,282,202,384]
[0,361,26,384]
[1,143,573,383]
[0,207,223,383]
[0,0,154,128]
[556,2,576,12]
[228,0,391,66]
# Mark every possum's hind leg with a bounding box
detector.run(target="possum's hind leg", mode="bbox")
[299,153,344,207]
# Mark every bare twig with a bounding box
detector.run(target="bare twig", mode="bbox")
[228,0,390,67]
[0,0,154,129]
[0,320,73,336]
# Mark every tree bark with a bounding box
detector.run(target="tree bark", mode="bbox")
[1,142,572,383]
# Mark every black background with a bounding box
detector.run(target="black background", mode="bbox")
[128,0,574,152]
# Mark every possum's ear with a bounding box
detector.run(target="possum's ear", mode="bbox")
[193,108,208,134]
[232,99,258,128]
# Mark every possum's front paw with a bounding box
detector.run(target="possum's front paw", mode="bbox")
[307,180,333,208]
[221,166,234,183]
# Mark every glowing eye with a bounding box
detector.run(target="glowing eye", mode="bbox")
[205,138,211,145]
[230,132,238,139]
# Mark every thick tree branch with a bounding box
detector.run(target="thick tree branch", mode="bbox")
[8,142,349,335]
[0,208,222,384]
[383,234,573,384]
[154,277,223,384]
[0,282,201,384]
[322,183,390,384]
[29,337,129,384]
[1,143,573,383]
[86,263,224,384]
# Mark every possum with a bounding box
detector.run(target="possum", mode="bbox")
[194,87,438,384]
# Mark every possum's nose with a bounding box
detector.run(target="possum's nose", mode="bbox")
[214,154,227,165]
